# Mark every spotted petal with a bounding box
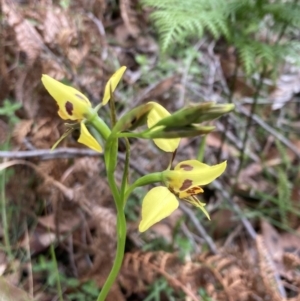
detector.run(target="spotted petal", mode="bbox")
[164,160,227,192]
[78,122,102,152]
[147,102,180,152]
[42,75,92,121]
[139,186,179,232]
[102,66,127,105]
[178,186,203,198]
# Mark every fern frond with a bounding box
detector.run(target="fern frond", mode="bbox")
[263,3,300,28]
[143,0,300,76]
[236,42,256,75]
[142,0,229,51]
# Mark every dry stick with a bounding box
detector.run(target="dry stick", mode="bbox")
[211,179,257,240]
[216,121,260,162]
[237,69,266,176]
[216,59,240,161]
[0,160,74,200]
[0,148,98,159]
[180,222,200,254]
[178,40,205,106]
[236,105,300,159]
[179,203,218,254]
[0,148,147,178]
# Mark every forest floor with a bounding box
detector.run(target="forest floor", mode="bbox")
[1,0,300,300]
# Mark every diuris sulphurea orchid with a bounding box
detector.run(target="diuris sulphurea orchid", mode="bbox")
[139,159,227,232]
[41,66,126,152]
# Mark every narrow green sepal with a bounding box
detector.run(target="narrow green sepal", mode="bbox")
[154,102,214,127]
[155,102,235,128]
[144,125,215,139]
[51,127,73,150]
[113,103,154,133]
[193,103,235,124]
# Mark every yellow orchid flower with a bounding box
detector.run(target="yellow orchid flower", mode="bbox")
[147,102,180,152]
[41,66,126,152]
[139,159,227,232]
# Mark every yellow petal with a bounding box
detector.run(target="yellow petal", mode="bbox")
[147,102,180,152]
[164,160,227,192]
[102,66,127,105]
[78,122,102,152]
[139,186,179,232]
[41,75,92,120]
[174,160,213,171]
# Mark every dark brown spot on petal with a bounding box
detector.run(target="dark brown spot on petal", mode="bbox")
[179,164,193,171]
[179,179,193,191]
[65,101,73,116]
[186,187,202,195]
[168,185,179,197]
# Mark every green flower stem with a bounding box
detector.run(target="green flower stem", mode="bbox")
[124,172,162,203]
[97,134,126,301]
[97,176,126,301]
[89,114,111,141]
[120,138,130,205]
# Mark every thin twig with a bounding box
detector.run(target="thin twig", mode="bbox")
[0,148,147,177]
[237,68,266,176]
[212,180,257,240]
[0,148,99,159]
[178,40,205,105]
[236,105,300,159]
[180,222,200,253]
[179,203,218,254]
[216,55,240,161]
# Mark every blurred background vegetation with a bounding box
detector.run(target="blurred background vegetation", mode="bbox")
[1,0,300,300]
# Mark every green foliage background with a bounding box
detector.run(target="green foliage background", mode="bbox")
[142,0,300,75]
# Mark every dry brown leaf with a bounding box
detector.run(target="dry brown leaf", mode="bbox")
[0,251,8,276]
[0,277,33,301]
[0,119,9,145]
[261,220,284,264]
[43,8,73,45]
[19,224,56,255]
[270,69,300,110]
[38,213,81,233]
[281,232,300,255]
[0,26,10,102]
[206,132,239,157]
[2,0,43,65]
[120,0,140,37]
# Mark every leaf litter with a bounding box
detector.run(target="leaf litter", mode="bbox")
[0,0,300,300]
